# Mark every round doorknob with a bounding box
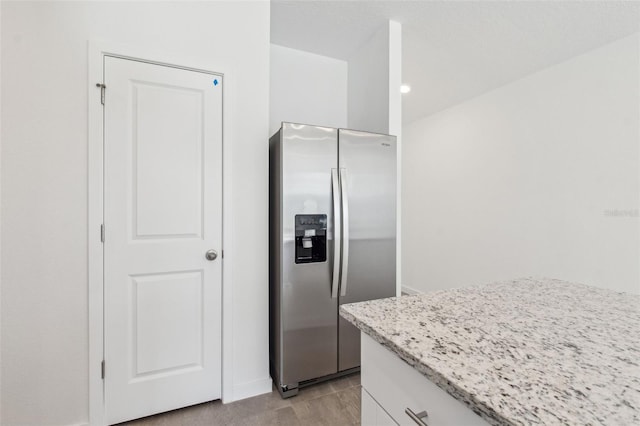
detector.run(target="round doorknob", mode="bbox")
[205,250,218,261]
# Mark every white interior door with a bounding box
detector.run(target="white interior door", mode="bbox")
[103,56,222,425]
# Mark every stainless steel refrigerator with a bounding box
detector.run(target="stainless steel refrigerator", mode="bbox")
[269,122,396,397]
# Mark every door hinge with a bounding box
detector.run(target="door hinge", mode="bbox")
[221,250,224,259]
[96,83,106,105]
[100,224,105,243]
[101,360,105,379]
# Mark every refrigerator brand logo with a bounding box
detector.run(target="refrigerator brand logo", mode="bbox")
[381,143,391,147]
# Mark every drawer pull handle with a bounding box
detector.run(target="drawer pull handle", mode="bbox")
[405,408,429,426]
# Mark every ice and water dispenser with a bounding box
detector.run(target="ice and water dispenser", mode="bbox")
[294,214,327,263]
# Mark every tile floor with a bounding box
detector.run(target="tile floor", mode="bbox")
[119,373,361,426]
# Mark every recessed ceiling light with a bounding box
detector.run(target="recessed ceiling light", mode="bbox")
[400,84,411,94]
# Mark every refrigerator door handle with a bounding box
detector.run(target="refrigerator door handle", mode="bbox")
[331,168,341,299]
[339,168,349,297]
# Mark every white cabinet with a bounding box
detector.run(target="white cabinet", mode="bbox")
[360,332,490,426]
[362,387,398,426]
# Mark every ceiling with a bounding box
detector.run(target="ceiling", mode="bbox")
[271,0,640,124]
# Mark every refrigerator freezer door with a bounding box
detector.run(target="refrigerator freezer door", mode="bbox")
[337,129,397,371]
[280,123,339,385]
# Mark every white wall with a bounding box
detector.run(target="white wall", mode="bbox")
[269,44,347,135]
[270,21,402,138]
[0,2,270,425]
[347,23,390,134]
[403,33,640,295]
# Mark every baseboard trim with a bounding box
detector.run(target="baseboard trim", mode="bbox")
[401,285,423,296]
[231,377,272,402]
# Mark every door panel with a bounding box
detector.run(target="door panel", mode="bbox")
[132,82,204,239]
[338,129,397,371]
[280,123,338,385]
[132,271,203,378]
[104,56,222,424]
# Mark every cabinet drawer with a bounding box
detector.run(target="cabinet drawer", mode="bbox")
[361,333,490,426]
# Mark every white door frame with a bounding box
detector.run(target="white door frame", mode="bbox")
[88,40,234,425]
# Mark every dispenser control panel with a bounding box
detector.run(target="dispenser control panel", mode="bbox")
[294,214,327,264]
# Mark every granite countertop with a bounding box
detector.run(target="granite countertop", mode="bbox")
[340,277,640,426]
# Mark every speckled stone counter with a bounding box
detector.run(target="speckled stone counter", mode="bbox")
[340,277,640,426]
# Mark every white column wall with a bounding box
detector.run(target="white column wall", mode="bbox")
[388,21,403,295]
[347,23,389,134]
